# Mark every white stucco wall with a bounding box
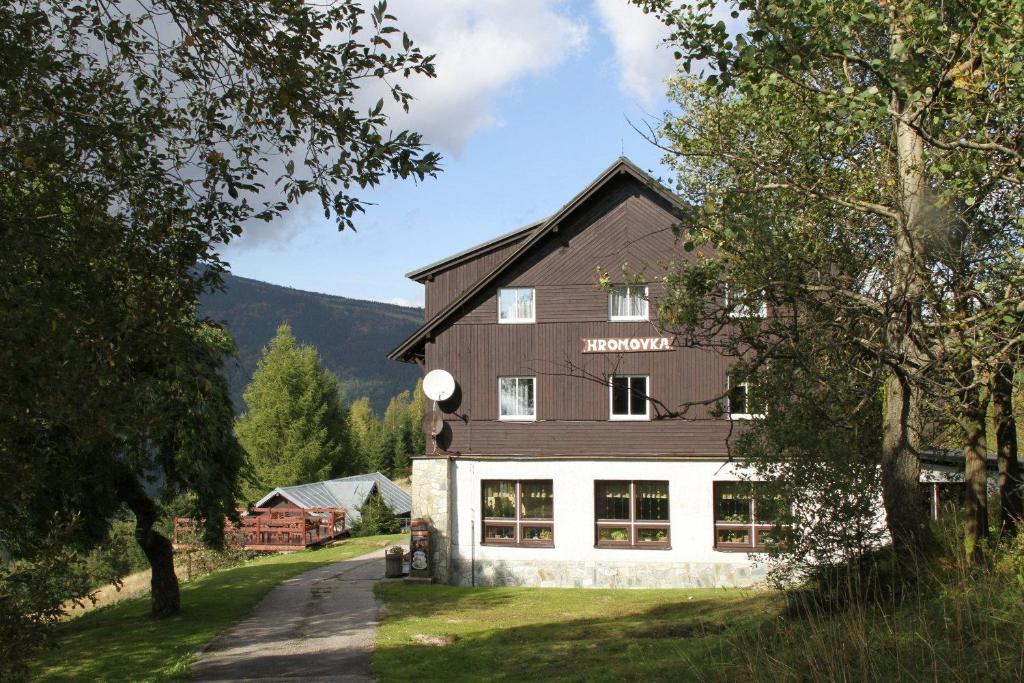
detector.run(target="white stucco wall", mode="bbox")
[444,458,767,588]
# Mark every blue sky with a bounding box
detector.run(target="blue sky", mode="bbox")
[221,1,679,307]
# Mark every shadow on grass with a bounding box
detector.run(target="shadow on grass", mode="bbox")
[37,537,402,682]
[373,583,777,683]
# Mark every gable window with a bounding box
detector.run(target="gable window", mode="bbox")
[713,482,786,552]
[727,376,764,420]
[609,376,650,420]
[482,480,554,546]
[498,287,535,323]
[609,284,648,321]
[726,286,767,318]
[594,481,670,548]
[499,376,536,421]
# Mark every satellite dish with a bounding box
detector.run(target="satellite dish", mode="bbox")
[423,369,456,402]
[421,411,444,436]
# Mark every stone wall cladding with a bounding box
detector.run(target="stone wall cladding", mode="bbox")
[449,558,767,589]
[410,457,451,582]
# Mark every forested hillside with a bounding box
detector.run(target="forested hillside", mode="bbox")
[200,273,422,414]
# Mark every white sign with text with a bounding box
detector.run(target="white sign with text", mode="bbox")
[581,337,674,353]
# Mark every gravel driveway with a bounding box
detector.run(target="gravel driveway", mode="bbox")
[192,546,400,682]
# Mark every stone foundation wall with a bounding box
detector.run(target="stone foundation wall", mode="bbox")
[410,457,451,582]
[449,557,766,589]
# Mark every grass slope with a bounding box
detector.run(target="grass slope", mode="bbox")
[373,583,778,682]
[36,534,404,682]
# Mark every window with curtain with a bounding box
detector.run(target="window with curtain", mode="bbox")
[498,287,535,323]
[498,376,536,420]
[726,285,767,318]
[609,284,648,321]
[594,480,670,548]
[713,481,786,551]
[481,480,554,546]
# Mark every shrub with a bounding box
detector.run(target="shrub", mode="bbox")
[349,491,402,537]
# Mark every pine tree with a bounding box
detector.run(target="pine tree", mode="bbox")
[235,324,350,501]
[349,396,390,475]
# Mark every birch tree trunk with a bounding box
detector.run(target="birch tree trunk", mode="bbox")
[881,19,935,557]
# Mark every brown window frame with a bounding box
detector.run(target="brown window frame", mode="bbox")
[594,480,670,549]
[481,479,554,548]
[712,481,782,553]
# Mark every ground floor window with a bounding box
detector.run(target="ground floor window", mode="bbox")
[594,480,670,548]
[713,481,785,552]
[481,480,554,547]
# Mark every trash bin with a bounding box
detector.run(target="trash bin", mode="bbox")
[385,548,404,578]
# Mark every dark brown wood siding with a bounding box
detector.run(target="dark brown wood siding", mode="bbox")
[423,174,735,458]
[424,238,527,319]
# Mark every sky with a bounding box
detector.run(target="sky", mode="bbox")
[220,0,681,308]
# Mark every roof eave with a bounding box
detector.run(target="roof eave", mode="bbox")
[404,218,546,282]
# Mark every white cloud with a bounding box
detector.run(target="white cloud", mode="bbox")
[593,0,676,109]
[386,295,423,308]
[385,1,589,155]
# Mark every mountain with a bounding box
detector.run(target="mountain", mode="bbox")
[200,273,423,415]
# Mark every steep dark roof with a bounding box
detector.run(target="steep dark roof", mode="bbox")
[405,218,546,282]
[388,157,681,363]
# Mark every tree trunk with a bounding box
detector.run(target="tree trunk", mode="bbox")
[960,367,990,562]
[881,29,934,559]
[993,360,1023,537]
[117,472,180,617]
[881,371,933,557]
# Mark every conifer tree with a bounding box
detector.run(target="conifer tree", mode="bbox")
[349,396,390,475]
[235,324,349,501]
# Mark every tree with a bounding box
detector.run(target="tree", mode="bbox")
[1,0,441,629]
[641,0,1024,561]
[349,490,402,536]
[348,396,390,474]
[236,324,350,501]
[381,380,427,476]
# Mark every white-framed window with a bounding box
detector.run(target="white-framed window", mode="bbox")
[727,377,764,420]
[609,375,650,420]
[726,286,767,318]
[609,284,648,321]
[498,287,535,324]
[499,376,536,421]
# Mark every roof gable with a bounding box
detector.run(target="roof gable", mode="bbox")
[388,157,681,362]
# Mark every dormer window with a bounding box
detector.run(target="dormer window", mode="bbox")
[498,287,535,323]
[609,284,648,321]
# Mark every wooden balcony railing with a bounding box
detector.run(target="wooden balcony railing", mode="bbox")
[173,508,346,552]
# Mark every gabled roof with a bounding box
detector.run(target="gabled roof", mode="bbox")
[388,157,682,363]
[405,217,547,283]
[254,472,412,524]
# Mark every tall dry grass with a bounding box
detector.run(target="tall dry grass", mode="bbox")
[727,520,1024,682]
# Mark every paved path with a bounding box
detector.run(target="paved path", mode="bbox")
[192,546,400,682]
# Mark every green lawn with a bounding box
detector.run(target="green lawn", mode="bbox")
[35,534,404,682]
[373,582,780,682]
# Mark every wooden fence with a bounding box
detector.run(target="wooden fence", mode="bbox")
[173,508,346,552]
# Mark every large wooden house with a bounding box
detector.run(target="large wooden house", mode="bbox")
[389,157,965,588]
